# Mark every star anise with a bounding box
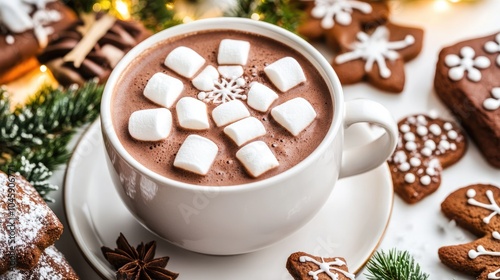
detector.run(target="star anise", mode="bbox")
[101,233,179,280]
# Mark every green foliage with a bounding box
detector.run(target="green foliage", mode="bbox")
[131,0,182,32]
[0,82,103,201]
[365,249,430,280]
[225,0,304,33]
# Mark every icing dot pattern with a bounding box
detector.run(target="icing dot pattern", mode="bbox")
[388,114,467,203]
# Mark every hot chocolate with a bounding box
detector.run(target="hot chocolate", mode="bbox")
[112,29,333,185]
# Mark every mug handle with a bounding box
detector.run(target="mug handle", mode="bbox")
[339,99,398,179]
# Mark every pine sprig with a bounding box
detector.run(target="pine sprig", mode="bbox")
[0,82,103,201]
[225,0,304,33]
[364,249,429,280]
[132,0,182,32]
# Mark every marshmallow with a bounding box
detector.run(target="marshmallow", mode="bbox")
[247,82,279,112]
[218,66,244,79]
[164,46,205,78]
[192,65,219,91]
[211,100,250,127]
[264,57,306,92]
[128,108,172,141]
[143,72,184,108]
[217,39,250,65]
[176,97,210,130]
[236,141,279,177]
[271,97,317,136]
[224,117,266,146]
[174,135,218,175]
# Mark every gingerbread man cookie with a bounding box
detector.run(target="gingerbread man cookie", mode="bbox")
[434,31,500,168]
[387,114,467,203]
[439,184,500,280]
[332,22,424,93]
[297,0,390,49]
[286,252,355,280]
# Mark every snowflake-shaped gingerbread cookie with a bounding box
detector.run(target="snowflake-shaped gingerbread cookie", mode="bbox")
[439,184,500,280]
[332,23,423,93]
[286,252,355,280]
[387,114,467,203]
[297,0,390,48]
[127,38,318,178]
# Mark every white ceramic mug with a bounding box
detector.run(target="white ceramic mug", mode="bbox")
[100,18,398,255]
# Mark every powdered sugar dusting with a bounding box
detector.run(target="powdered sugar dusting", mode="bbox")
[2,246,76,279]
[0,172,61,271]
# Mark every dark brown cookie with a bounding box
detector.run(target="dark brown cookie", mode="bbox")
[332,22,424,93]
[0,1,77,84]
[434,31,500,168]
[297,0,390,49]
[0,171,63,274]
[286,252,355,280]
[387,114,467,203]
[37,13,151,87]
[1,246,79,279]
[439,184,500,280]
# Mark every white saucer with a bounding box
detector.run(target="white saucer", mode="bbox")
[64,120,393,279]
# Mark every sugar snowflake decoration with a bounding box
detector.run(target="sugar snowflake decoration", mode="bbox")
[311,0,372,29]
[197,74,247,104]
[483,87,500,111]
[335,25,415,79]
[484,33,500,67]
[444,46,491,82]
[467,188,500,224]
[299,255,355,280]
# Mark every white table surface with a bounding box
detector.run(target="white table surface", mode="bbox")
[48,1,500,279]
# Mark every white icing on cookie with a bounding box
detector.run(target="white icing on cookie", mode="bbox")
[0,0,61,48]
[444,46,491,82]
[299,255,355,280]
[467,188,500,224]
[311,0,372,29]
[468,231,500,279]
[484,33,500,67]
[335,26,415,79]
[483,87,500,111]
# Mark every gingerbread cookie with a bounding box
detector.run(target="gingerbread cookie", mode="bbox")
[387,114,467,203]
[297,0,390,49]
[0,171,63,274]
[0,0,76,84]
[332,22,424,93]
[286,252,355,280]
[1,246,79,279]
[434,31,500,168]
[38,13,151,87]
[439,184,500,280]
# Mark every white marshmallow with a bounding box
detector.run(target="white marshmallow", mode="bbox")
[271,97,317,136]
[143,72,184,108]
[164,46,205,78]
[176,97,210,130]
[264,57,306,92]
[211,100,250,127]
[174,135,218,175]
[236,141,279,177]
[224,117,266,146]
[192,65,219,91]
[218,65,244,79]
[247,82,279,112]
[217,39,250,65]
[128,108,172,141]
